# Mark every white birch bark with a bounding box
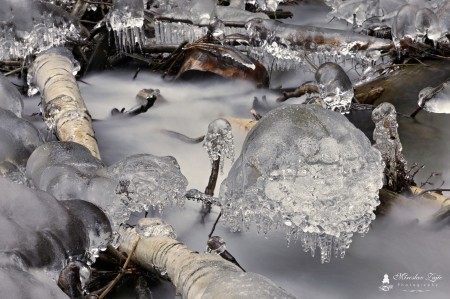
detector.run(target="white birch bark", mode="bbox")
[28,48,100,159]
[119,218,296,299]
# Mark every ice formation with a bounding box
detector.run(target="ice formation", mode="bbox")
[372,102,410,191]
[107,0,145,52]
[153,0,265,45]
[438,2,450,36]
[0,177,89,269]
[392,4,418,44]
[26,142,188,232]
[0,79,43,185]
[203,118,235,172]
[325,0,384,26]
[417,80,450,114]
[324,0,447,27]
[0,73,23,118]
[415,8,441,42]
[220,105,384,263]
[61,200,112,262]
[0,0,80,60]
[315,62,354,113]
[247,0,282,12]
[246,18,392,72]
[92,154,188,228]
[392,4,444,45]
[135,218,177,239]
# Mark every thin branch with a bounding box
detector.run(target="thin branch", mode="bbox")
[99,236,140,299]
[414,189,450,197]
[4,68,22,76]
[208,212,222,239]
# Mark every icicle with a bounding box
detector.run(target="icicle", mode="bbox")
[107,0,145,53]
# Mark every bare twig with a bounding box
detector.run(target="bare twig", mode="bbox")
[99,236,140,299]
[4,68,23,76]
[410,106,423,118]
[414,189,450,197]
[208,212,222,239]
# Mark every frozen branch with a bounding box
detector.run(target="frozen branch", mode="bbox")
[118,219,296,299]
[28,48,101,159]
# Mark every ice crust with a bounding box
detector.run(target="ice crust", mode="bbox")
[203,118,235,172]
[246,18,391,72]
[0,82,43,185]
[220,105,384,263]
[0,0,80,60]
[0,177,89,269]
[153,0,266,45]
[107,0,145,52]
[26,142,188,233]
[0,73,23,118]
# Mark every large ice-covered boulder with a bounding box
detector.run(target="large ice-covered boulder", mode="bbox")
[220,104,384,263]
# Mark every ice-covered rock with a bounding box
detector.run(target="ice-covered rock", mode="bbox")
[315,62,354,113]
[61,200,112,262]
[0,177,89,269]
[0,253,67,299]
[27,142,188,232]
[107,0,145,52]
[0,107,43,185]
[0,73,23,117]
[203,118,235,172]
[26,141,103,197]
[0,109,44,157]
[220,104,384,263]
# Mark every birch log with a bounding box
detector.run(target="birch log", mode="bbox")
[119,218,296,299]
[28,47,100,159]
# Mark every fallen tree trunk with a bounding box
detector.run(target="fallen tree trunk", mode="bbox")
[119,218,296,299]
[28,47,101,159]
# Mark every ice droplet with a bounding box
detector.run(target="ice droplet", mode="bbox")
[203,118,235,173]
[315,62,354,113]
